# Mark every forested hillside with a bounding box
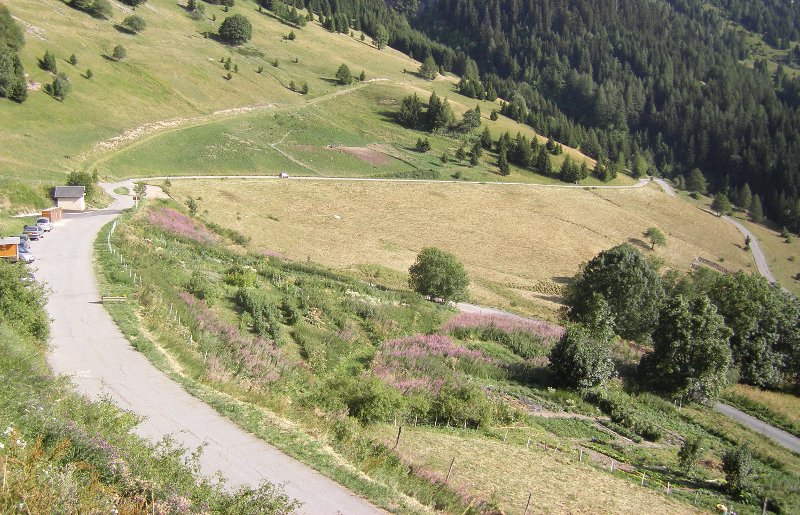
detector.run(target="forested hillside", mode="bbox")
[306,0,800,231]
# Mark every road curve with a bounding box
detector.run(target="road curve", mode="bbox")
[715,403,800,453]
[34,186,381,515]
[722,215,777,283]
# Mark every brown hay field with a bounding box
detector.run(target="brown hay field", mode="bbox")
[172,179,756,318]
[368,426,704,515]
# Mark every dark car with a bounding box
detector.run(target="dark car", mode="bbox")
[23,225,44,240]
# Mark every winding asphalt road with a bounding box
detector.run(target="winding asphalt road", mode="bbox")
[34,186,380,515]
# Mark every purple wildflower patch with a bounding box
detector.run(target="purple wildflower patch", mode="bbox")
[147,207,218,244]
[442,312,565,344]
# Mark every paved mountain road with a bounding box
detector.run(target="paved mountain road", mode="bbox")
[34,186,381,515]
[715,403,800,454]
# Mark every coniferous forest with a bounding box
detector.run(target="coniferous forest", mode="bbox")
[303,0,800,231]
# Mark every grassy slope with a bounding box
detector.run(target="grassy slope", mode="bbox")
[2,0,610,188]
[168,179,754,319]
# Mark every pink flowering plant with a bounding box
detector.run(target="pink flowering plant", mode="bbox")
[146,207,218,244]
[441,312,565,359]
[179,291,287,384]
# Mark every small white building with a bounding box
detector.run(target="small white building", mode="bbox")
[53,186,86,211]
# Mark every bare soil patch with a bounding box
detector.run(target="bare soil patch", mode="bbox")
[334,145,394,166]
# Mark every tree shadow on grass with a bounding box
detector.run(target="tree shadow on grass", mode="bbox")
[318,77,340,85]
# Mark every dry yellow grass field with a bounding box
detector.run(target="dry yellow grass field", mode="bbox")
[368,426,702,515]
[170,179,755,318]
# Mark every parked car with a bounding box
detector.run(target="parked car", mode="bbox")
[23,225,44,240]
[17,234,31,251]
[279,172,289,179]
[17,245,34,264]
[36,217,53,232]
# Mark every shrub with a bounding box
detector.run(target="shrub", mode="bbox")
[69,53,78,65]
[678,435,703,473]
[415,137,431,152]
[218,14,252,46]
[225,265,258,287]
[121,14,147,34]
[347,376,405,423]
[442,311,565,358]
[85,68,93,79]
[723,444,753,494]
[112,44,127,61]
[187,272,215,303]
[0,260,49,340]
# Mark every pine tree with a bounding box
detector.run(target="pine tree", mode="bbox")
[480,126,492,149]
[419,55,437,80]
[42,50,57,73]
[737,183,752,209]
[498,147,510,176]
[536,147,552,175]
[750,195,765,223]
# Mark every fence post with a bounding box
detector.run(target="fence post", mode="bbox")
[579,448,583,462]
[523,493,532,515]
[393,425,402,449]
[641,472,646,486]
[445,457,455,484]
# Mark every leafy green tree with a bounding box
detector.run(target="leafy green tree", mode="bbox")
[66,171,95,196]
[707,272,800,387]
[41,50,57,73]
[497,147,510,175]
[122,14,147,34]
[50,72,71,100]
[686,168,707,194]
[644,227,666,249]
[335,63,352,85]
[549,324,615,389]
[567,244,664,341]
[112,45,127,61]
[455,146,466,161]
[639,295,732,403]
[133,182,147,199]
[749,194,765,223]
[358,70,365,81]
[397,93,422,128]
[678,436,703,473]
[722,444,753,494]
[372,24,388,49]
[287,30,296,40]
[489,110,498,121]
[711,192,733,215]
[85,68,93,79]
[218,14,252,46]
[69,53,78,65]
[408,247,470,302]
[419,55,437,80]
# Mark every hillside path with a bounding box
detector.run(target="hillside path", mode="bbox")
[34,185,381,515]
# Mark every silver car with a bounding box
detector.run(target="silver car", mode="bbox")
[17,245,35,263]
[36,217,53,232]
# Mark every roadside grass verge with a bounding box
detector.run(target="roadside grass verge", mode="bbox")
[722,385,800,438]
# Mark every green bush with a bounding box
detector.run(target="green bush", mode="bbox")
[347,376,405,423]
[225,265,258,287]
[186,272,215,303]
[434,382,492,428]
[0,260,49,340]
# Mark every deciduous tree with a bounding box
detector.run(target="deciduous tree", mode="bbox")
[408,247,469,302]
